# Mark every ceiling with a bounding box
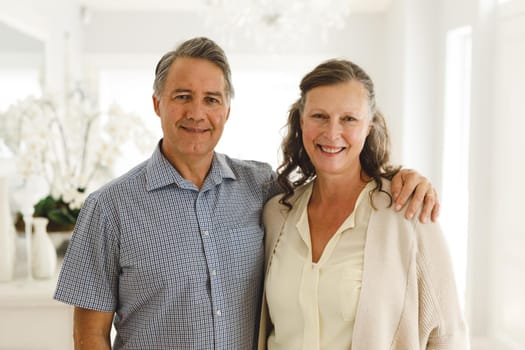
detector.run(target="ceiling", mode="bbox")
[78,0,392,13]
[78,0,207,12]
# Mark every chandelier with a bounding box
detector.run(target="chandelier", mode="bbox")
[204,0,352,50]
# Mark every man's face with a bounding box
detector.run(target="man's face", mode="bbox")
[153,57,230,165]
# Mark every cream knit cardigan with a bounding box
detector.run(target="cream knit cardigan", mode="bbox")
[258,180,469,350]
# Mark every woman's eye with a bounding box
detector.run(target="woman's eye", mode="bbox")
[312,113,326,119]
[343,115,356,122]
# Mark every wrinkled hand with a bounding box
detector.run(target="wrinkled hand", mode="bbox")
[391,169,440,223]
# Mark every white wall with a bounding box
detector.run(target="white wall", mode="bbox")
[465,0,497,344]
[383,0,443,188]
[441,0,525,347]
[0,10,45,110]
[82,8,386,57]
[0,0,84,96]
[481,1,525,347]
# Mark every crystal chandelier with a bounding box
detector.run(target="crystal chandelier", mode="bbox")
[204,0,352,50]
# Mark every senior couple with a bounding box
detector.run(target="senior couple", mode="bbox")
[55,37,467,349]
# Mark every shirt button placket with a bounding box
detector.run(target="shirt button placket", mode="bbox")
[196,191,224,347]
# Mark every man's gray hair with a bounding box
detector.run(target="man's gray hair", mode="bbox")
[153,37,234,100]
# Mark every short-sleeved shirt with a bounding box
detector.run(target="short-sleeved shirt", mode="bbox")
[54,142,279,350]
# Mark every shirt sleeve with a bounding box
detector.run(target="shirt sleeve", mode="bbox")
[54,192,120,312]
[264,169,281,203]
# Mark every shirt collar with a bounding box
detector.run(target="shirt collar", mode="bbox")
[145,141,237,192]
[295,180,375,241]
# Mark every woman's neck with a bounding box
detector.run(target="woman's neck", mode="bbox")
[310,170,370,207]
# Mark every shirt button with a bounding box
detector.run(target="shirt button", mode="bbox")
[203,230,209,236]
[216,309,222,316]
[211,269,217,276]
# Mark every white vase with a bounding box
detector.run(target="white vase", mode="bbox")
[31,217,57,279]
[0,176,16,282]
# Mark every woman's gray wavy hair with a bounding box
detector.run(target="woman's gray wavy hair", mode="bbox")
[277,59,400,209]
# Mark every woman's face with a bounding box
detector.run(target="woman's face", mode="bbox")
[300,80,371,178]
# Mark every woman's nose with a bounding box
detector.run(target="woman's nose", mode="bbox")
[324,118,342,137]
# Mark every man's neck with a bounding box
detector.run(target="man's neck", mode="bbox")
[174,158,212,189]
[161,146,214,189]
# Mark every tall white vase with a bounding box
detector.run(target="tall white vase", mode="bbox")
[31,217,57,279]
[0,176,16,282]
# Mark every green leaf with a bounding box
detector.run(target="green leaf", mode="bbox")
[47,209,76,226]
[32,195,81,227]
[33,195,55,216]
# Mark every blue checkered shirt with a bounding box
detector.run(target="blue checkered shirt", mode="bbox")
[54,143,279,349]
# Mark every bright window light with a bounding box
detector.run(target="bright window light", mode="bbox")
[441,25,472,309]
[98,69,162,176]
[0,69,41,111]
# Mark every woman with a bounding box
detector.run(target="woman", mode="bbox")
[259,59,468,349]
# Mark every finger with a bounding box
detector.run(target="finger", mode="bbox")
[418,190,436,223]
[391,169,407,201]
[395,174,426,211]
[403,181,429,220]
[430,191,440,222]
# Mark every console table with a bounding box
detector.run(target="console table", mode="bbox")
[0,236,73,350]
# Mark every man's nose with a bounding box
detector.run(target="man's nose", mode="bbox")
[184,100,205,120]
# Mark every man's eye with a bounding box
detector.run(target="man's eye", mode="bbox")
[174,95,190,101]
[205,97,220,104]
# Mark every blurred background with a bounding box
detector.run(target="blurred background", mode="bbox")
[0,0,524,349]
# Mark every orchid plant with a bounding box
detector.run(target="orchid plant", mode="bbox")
[0,88,155,229]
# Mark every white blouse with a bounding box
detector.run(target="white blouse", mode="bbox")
[265,181,374,350]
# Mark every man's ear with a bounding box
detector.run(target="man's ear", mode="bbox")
[152,95,161,117]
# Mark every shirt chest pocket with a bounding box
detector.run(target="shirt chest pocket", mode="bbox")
[227,225,264,280]
[339,268,362,322]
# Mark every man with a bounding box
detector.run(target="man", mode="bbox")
[54,37,438,349]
